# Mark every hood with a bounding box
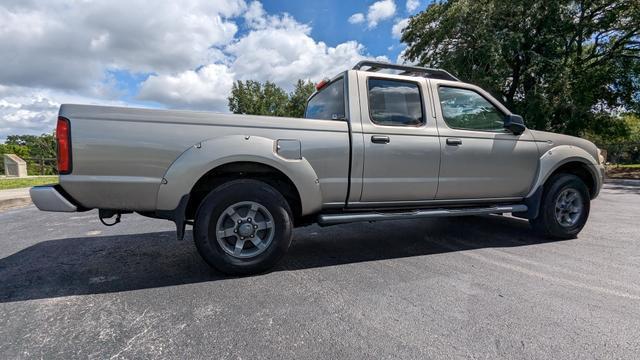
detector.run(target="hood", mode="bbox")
[529,130,599,163]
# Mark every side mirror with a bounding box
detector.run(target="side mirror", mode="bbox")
[504,114,525,135]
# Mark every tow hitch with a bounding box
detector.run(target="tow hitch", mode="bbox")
[98,209,131,226]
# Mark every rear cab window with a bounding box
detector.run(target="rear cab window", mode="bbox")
[304,78,345,121]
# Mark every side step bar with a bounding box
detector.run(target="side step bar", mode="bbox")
[317,204,528,226]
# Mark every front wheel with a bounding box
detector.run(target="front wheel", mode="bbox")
[530,174,590,239]
[193,179,293,275]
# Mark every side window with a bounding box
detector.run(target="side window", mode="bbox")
[438,86,505,131]
[368,78,424,126]
[304,78,345,120]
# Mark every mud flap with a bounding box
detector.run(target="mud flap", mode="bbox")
[155,194,190,240]
[513,186,543,220]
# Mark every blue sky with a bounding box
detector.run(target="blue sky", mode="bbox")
[259,0,417,59]
[0,0,426,141]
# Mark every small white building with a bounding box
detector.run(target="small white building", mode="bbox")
[3,154,28,177]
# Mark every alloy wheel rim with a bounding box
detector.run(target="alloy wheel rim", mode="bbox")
[554,188,583,227]
[215,201,275,259]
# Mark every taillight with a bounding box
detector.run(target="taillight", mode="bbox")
[56,116,71,174]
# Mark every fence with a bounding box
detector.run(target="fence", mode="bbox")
[0,157,57,176]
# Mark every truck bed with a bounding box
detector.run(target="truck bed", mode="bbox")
[59,104,350,211]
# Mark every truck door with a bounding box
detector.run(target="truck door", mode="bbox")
[430,82,539,200]
[356,72,441,204]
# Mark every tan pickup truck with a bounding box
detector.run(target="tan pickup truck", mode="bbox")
[31,61,605,274]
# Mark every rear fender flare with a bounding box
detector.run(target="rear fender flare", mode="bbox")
[156,135,322,216]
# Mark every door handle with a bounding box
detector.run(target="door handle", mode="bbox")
[371,135,390,144]
[446,138,462,146]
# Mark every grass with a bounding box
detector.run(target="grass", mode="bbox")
[0,176,59,190]
[610,164,640,168]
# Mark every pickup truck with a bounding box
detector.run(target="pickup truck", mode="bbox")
[31,61,605,274]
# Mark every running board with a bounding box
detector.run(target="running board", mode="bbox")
[317,204,528,226]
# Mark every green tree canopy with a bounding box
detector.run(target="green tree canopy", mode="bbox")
[228,80,288,117]
[228,79,315,118]
[5,134,56,158]
[401,0,640,141]
[286,79,316,118]
[0,144,30,159]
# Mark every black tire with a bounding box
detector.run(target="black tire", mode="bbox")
[193,179,293,275]
[530,173,590,239]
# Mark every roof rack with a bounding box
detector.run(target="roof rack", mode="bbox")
[352,61,459,82]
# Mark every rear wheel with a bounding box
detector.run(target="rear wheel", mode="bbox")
[193,179,293,275]
[530,174,590,239]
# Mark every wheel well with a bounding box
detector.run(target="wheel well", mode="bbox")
[186,162,302,223]
[548,161,596,198]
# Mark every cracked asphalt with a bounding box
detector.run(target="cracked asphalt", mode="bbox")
[0,183,639,359]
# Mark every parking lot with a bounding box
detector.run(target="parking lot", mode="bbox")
[1,183,639,359]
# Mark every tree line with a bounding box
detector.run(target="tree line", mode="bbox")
[0,134,57,175]
[228,79,316,118]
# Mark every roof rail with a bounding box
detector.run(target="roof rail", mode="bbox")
[352,61,459,82]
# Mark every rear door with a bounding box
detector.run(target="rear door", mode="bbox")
[355,72,441,205]
[431,81,539,200]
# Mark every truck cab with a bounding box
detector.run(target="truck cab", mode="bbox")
[307,62,539,206]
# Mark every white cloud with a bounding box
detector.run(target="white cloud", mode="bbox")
[348,13,365,24]
[366,0,397,28]
[244,1,268,28]
[392,18,410,39]
[137,64,235,111]
[0,0,245,90]
[0,86,128,140]
[226,8,387,90]
[139,2,388,107]
[406,0,420,13]
[0,96,58,140]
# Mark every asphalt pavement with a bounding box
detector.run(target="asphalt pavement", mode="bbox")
[0,188,31,210]
[0,184,639,359]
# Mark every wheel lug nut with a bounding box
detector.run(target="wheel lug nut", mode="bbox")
[253,225,258,229]
[248,218,252,222]
[240,237,244,240]
[234,229,237,233]
[238,220,242,224]
[250,235,254,238]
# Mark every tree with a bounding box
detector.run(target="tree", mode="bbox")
[401,0,640,137]
[228,80,289,117]
[5,134,56,159]
[228,79,316,118]
[286,79,316,118]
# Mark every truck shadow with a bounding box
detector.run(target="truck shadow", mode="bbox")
[0,215,570,303]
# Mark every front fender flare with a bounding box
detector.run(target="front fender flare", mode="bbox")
[155,135,323,216]
[526,145,601,199]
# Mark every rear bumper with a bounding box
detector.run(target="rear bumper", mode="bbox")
[30,185,79,212]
